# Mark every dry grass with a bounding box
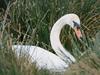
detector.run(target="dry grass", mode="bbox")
[0,0,100,75]
[65,53,100,75]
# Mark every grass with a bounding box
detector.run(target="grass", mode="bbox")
[0,0,100,75]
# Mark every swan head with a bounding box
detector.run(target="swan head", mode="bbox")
[66,14,82,39]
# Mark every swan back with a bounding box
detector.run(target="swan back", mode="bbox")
[12,45,68,71]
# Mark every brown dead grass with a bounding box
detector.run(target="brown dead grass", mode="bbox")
[65,53,100,75]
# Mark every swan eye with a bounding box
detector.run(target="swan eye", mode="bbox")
[73,21,80,29]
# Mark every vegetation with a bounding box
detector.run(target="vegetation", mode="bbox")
[0,0,100,75]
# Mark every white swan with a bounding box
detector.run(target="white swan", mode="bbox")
[12,14,82,72]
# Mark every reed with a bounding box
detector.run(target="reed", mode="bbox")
[0,0,100,75]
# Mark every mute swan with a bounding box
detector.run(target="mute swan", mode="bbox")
[12,14,82,72]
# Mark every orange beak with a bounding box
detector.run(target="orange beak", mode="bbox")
[74,28,82,39]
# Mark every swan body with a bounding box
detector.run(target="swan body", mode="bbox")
[12,45,68,71]
[12,14,82,72]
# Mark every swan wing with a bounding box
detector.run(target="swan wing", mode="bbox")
[12,45,68,71]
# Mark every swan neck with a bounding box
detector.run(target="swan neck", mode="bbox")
[50,15,76,63]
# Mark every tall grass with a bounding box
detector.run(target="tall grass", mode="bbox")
[0,0,100,75]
